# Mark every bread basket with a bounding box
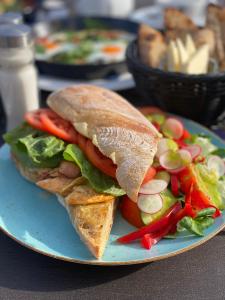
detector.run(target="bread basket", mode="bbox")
[126,40,225,125]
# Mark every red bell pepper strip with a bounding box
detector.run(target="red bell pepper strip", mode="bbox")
[141,220,178,250]
[117,202,182,244]
[174,138,187,148]
[141,234,153,250]
[191,188,221,218]
[171,175,180,197]
[171,184,196,232]
[182,129,191,140]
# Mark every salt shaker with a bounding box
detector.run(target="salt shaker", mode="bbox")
[0,24,39,130]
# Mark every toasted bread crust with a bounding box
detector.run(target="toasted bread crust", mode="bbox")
[138,24,167,67]
[13,157,117,259]
[68,199,116,259]
[206,4,225,67]
[164,8,197,31]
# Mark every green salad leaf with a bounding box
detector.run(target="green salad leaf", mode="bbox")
[3,123,65,168]
[63,144,125,197]
[178,214,215,237]
[211,148,225,158]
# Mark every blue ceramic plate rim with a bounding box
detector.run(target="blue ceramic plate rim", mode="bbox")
[0,116,225,266]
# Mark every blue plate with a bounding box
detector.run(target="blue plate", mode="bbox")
[0,117,225,265]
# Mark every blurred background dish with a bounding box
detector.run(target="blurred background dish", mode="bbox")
[33,16,138,80]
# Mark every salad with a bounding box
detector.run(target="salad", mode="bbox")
[118,109,225,250]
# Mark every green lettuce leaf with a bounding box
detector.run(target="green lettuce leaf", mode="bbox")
[3,123,65,168]
[63,144,125,197]
[211,148,225,158]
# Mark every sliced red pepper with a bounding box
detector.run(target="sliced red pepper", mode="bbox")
[171,175,180,197]
[117,202,182,244]
[141,219,179,249]
[172,184,196,226]
[174,138,187,148]
[141,234,153,250]
[191,188,221,218]
[182,129,191,140]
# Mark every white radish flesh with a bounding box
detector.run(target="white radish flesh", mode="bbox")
[137,194,163,214]
[140,179,168,195]
[183,145,202,159]
[155,171,171,184]
[178,149,192,165]
[162,118,184,139]
[159,150,183,170]
[156,138,178,158]
[207,155,225,178]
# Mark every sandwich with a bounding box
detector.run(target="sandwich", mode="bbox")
[3,85,160,258]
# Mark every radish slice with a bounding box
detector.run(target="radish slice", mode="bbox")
[183,145,202,159]
[169,166,186,174]
[155,171,171,184]
[137,194,163,214]
[162,118,184,139]
[207,155,225,178]
[139,179,168,195]
[178,149,192,165]
[156,138,178,158]
[159,150,183,170]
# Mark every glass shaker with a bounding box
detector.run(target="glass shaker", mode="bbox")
[0,24,39,130]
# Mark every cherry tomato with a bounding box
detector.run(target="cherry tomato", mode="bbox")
[84,140,116,178]
[39,109,78,143]
[120,195,144,228]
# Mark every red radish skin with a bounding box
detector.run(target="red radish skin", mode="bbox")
[162,118,184,140]
[182,145,202,160]
[168,166,186,175]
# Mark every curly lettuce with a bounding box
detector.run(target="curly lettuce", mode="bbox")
[3,123,65,168]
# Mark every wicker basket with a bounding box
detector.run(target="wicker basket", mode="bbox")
[126,40,225,125]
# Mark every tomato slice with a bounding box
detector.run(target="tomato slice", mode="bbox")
[77,134,87,152]
[84,139,116,178]
[24,109,49,131]
[142,167,156,185]
[40,109,78,143]
[120,196,144,228]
